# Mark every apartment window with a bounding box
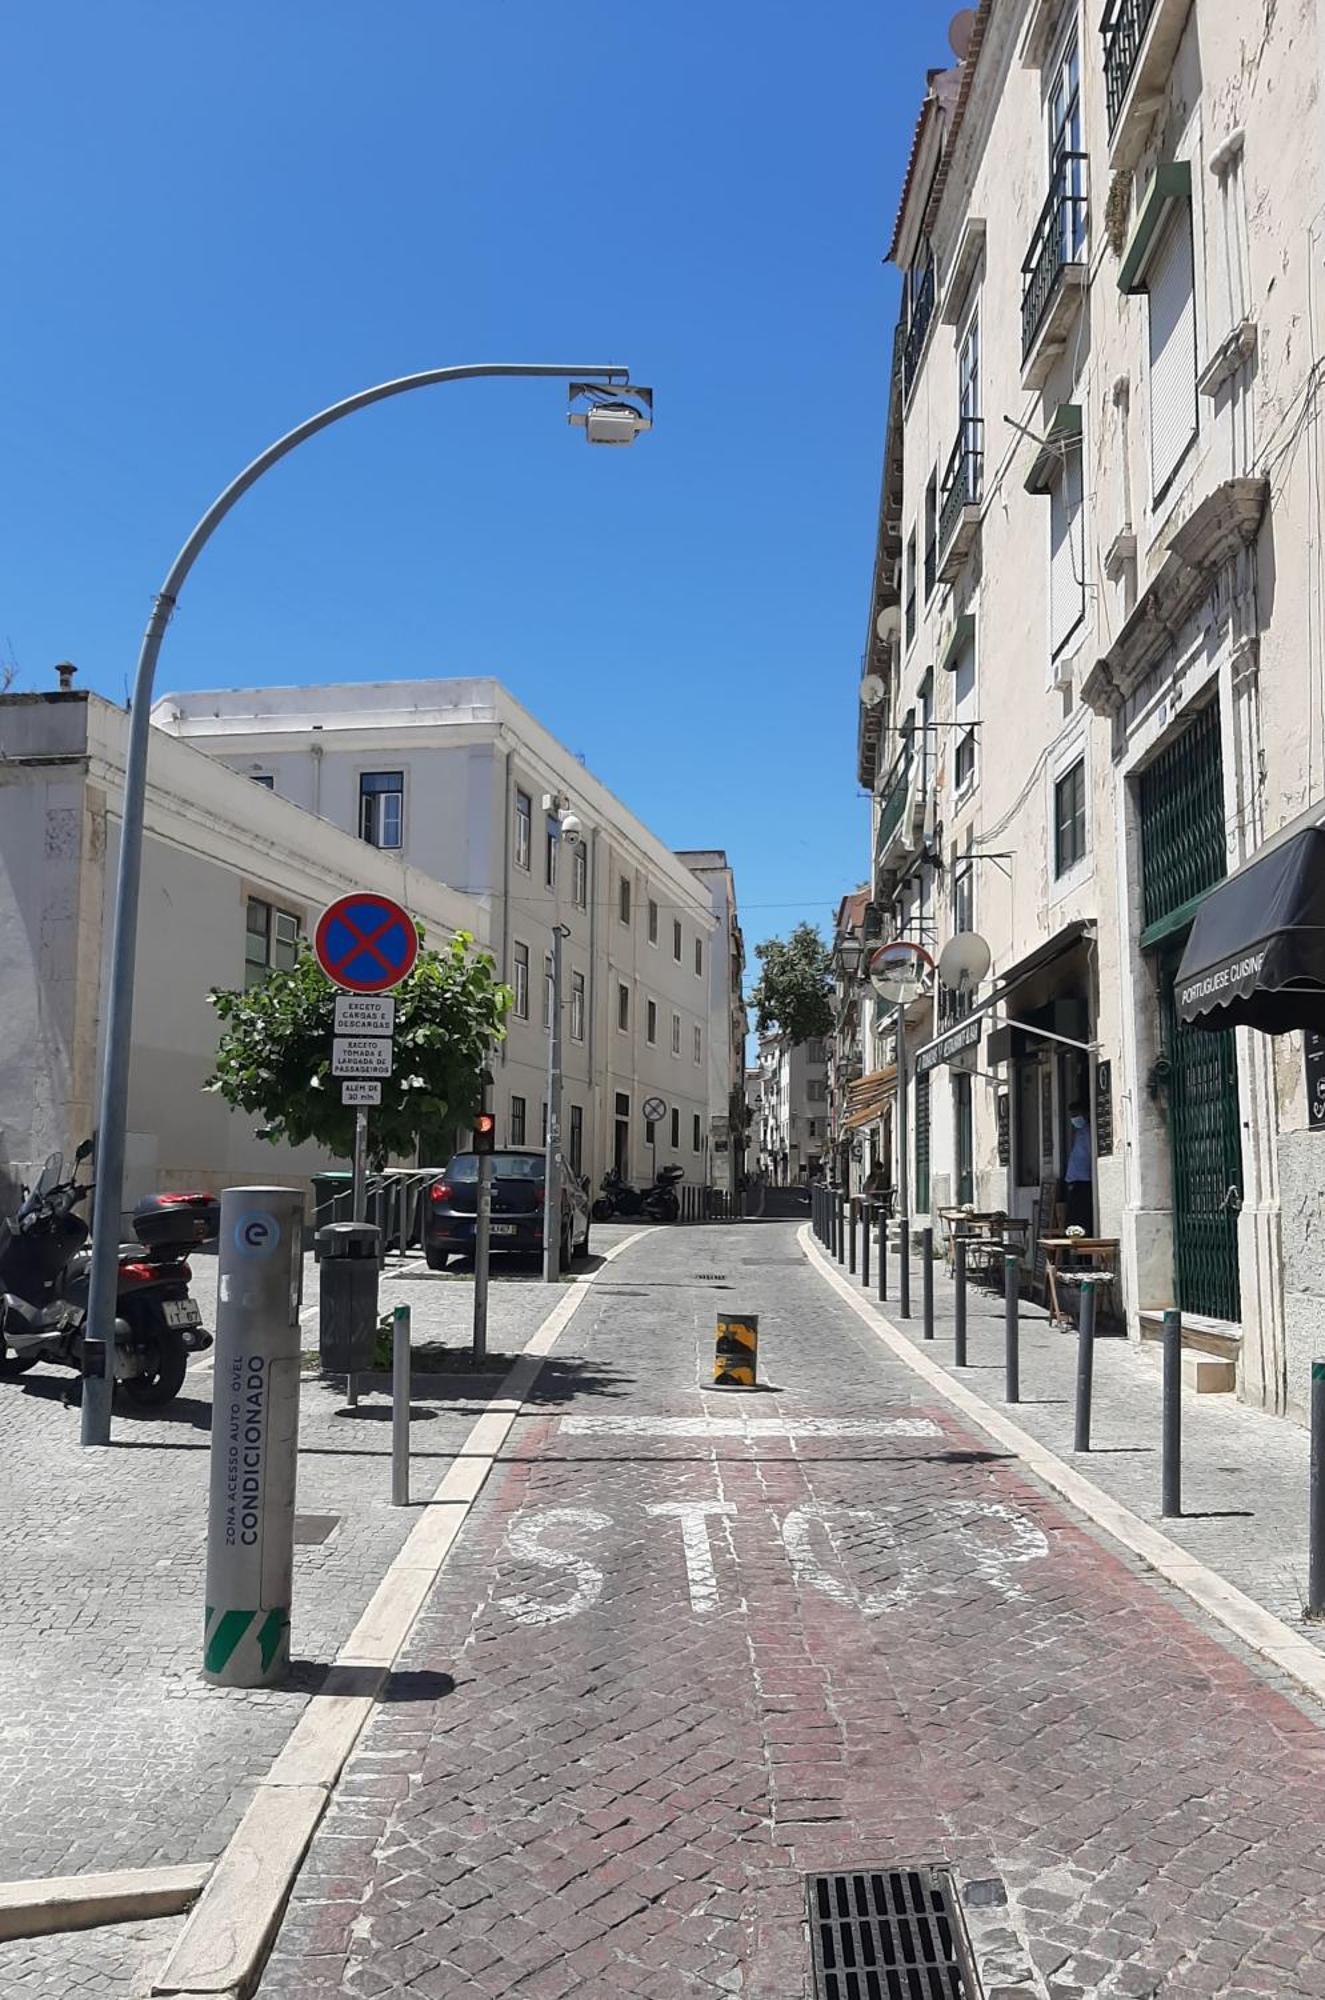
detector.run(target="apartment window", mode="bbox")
[542,954,553,1029]
[545,826,557,889]
[806,1038,826,1063]
[244,898,300,989]
[512,941,530,1019]
[670,1107,680,1149]
[648,898,659,944]
[692,1113,702,1153]
[904,528,918,648]
[514,790,532,871]
[1049,441,1085,657]
[955,727,977,792]
[619,877,631,925]
[251,773,275,790]
[647,999,658,1044]
[693,1026,703,1064]
[673,918,682,961]
[923,471,938,600]
[617,981,630,1032]
[807,1078,828,1103]
[570,970,585,1042]
[1054,757,1087,876]
[1146,200,1199,499]
[953,855,975,935]
[694,936,703,977]
[573,843,587,908]
[510,1095,527,1147]
[671,1011,682,1057]
[359,771,403,850]
[568,1104,584,1177]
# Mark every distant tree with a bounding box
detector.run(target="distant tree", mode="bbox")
[207,930,511,1163]
[750,923,833,1044]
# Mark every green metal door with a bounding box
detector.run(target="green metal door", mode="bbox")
[1138,701,1243,1321]
[914,1071,931,1214]
[1158,945,1242,1317]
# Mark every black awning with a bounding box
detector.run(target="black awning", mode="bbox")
[1176,826,1325,1033]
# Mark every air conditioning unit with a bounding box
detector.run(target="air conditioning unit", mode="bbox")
[1050,649,1075,694]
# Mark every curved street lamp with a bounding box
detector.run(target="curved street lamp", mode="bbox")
[81,362,652,1446]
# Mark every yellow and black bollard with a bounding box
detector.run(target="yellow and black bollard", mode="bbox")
[712,1310,758,1388]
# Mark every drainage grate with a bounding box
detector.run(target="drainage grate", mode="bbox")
[807,1866,978,1999]
[692,1273,728,1282]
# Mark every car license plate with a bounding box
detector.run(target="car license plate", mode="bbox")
[162,1299,202,1330]
[490,1223,517,1237]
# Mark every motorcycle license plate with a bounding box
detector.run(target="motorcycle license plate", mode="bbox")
[490,1223,517,1237]
[162,1299,202,1330]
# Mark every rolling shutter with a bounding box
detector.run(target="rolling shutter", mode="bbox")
[1049,443,1084,656]
[1147,204,1198,495]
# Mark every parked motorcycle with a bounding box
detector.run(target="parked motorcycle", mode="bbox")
[0,1142,217,1407]
[642,1163,684,1223]
[591,1168,643,1222]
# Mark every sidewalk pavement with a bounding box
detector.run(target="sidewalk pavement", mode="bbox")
[256,1218,1325,2000]
[0,1231,634,2000]
[820,1217,1325,1653]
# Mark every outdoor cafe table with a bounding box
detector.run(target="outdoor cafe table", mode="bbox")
[940,1211,1031,1276]
[1040,1236,1121,1326]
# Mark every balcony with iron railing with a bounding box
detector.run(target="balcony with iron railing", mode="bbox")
[1101,0,1185,171]
[937,418,983,583]
[1021,153,1088,384]
[901,263,936,402]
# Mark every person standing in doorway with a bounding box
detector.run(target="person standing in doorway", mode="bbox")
[1064,1101,1093,1231]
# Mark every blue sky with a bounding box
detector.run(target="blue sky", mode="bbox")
[2,0,942,970]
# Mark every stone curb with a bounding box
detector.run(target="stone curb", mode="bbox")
[0,1863,210,1944]
[801,1223,1325,1713]
[152,1227,654,2000]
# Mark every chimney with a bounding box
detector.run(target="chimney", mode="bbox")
[55,661,77,693]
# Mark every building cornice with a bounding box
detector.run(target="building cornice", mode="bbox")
[1082,477,1269,719]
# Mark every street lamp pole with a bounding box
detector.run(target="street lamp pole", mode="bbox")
[80,361,647,1446]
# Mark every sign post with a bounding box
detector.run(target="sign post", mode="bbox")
[643,1095,666,1187]
[203,1186,305,1686]
[314,893,418,1411]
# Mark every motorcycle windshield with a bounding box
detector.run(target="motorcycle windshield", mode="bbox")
[36,1152,63,1197]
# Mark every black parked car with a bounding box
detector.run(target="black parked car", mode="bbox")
[424,1150,591,1272]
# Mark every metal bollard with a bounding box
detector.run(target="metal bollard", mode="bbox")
[837,1194,846,1266]
[953,1236,967,1367]
[899,1224,911,1320]
[1310,1362,1325,1617]
[861,1205,871,1290]
[848,1200,857,1276]
[1074,1278,1096,1452]
[204,1187,305,1687]
[1162,1308,1182,1517]
[1004,1253,1020,1404]
[878,1209,888,1302]
[922,1227,934,1339]
[391,1304,411,1506]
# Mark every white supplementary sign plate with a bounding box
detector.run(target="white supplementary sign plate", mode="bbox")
[342,1079,382,1105]
[334,994,396,1036]
[332,1036,393,1078]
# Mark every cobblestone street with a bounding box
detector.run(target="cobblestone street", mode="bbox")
[250,1220,1325,2000]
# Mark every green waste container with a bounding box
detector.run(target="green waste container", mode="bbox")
[312,1173,353,1229]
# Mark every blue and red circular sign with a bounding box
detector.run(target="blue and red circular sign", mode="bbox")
[315,893,419,994]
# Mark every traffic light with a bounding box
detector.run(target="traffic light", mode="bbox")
[472,1110,496,1155]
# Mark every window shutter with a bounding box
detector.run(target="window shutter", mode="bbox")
[1049,445,1084,655]
[1147,205,1198,494]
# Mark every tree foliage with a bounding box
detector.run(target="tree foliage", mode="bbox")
[207,930,511,1163]
[750,923,833,1044]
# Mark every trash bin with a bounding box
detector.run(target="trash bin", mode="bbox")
[312,1173,354,1229]
[315,1221,382,1375]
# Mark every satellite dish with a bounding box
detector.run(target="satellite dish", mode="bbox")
[948,8,975,59]
[859,673,886,709]
[875,605,900,643]
[937,930,992,993]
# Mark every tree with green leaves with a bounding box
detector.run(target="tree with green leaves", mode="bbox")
[750,922,833,1045]
[207,930,511,1163]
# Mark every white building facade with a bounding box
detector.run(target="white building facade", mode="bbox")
[859,0,1325,1415]
[757,1033,828,1184]
[155,679,742,1194]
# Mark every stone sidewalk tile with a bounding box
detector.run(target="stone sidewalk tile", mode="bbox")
[259,1219,1325,1998]
[0,1238,635,1998]
[829,1219,1325,1643]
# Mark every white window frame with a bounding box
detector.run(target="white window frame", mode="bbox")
[693,1025,703,1065]
[572,843,587,909]
[619,877,631,926]
[671,1011,682,1057]
[648,898,659,945]
[617,981,630,1032]
[514,790,532,872]
[512,941,530,1019]
[570,970,585,1042]
[1048,438,1086,666]
[647,998,658,1045]
[1145,197,1199,505]
[1046,723,1093,902]
[358,770,405,851]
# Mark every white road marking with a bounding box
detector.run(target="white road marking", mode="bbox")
[559,1415,941,1439]
[780,1497,1049,1616]
[645,1501,737,1612]
[495,1507,612,1627]
[780,1502,911,1616]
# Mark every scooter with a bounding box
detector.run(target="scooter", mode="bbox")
[642,1163,684,1223]
[0,1142,217,1407]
